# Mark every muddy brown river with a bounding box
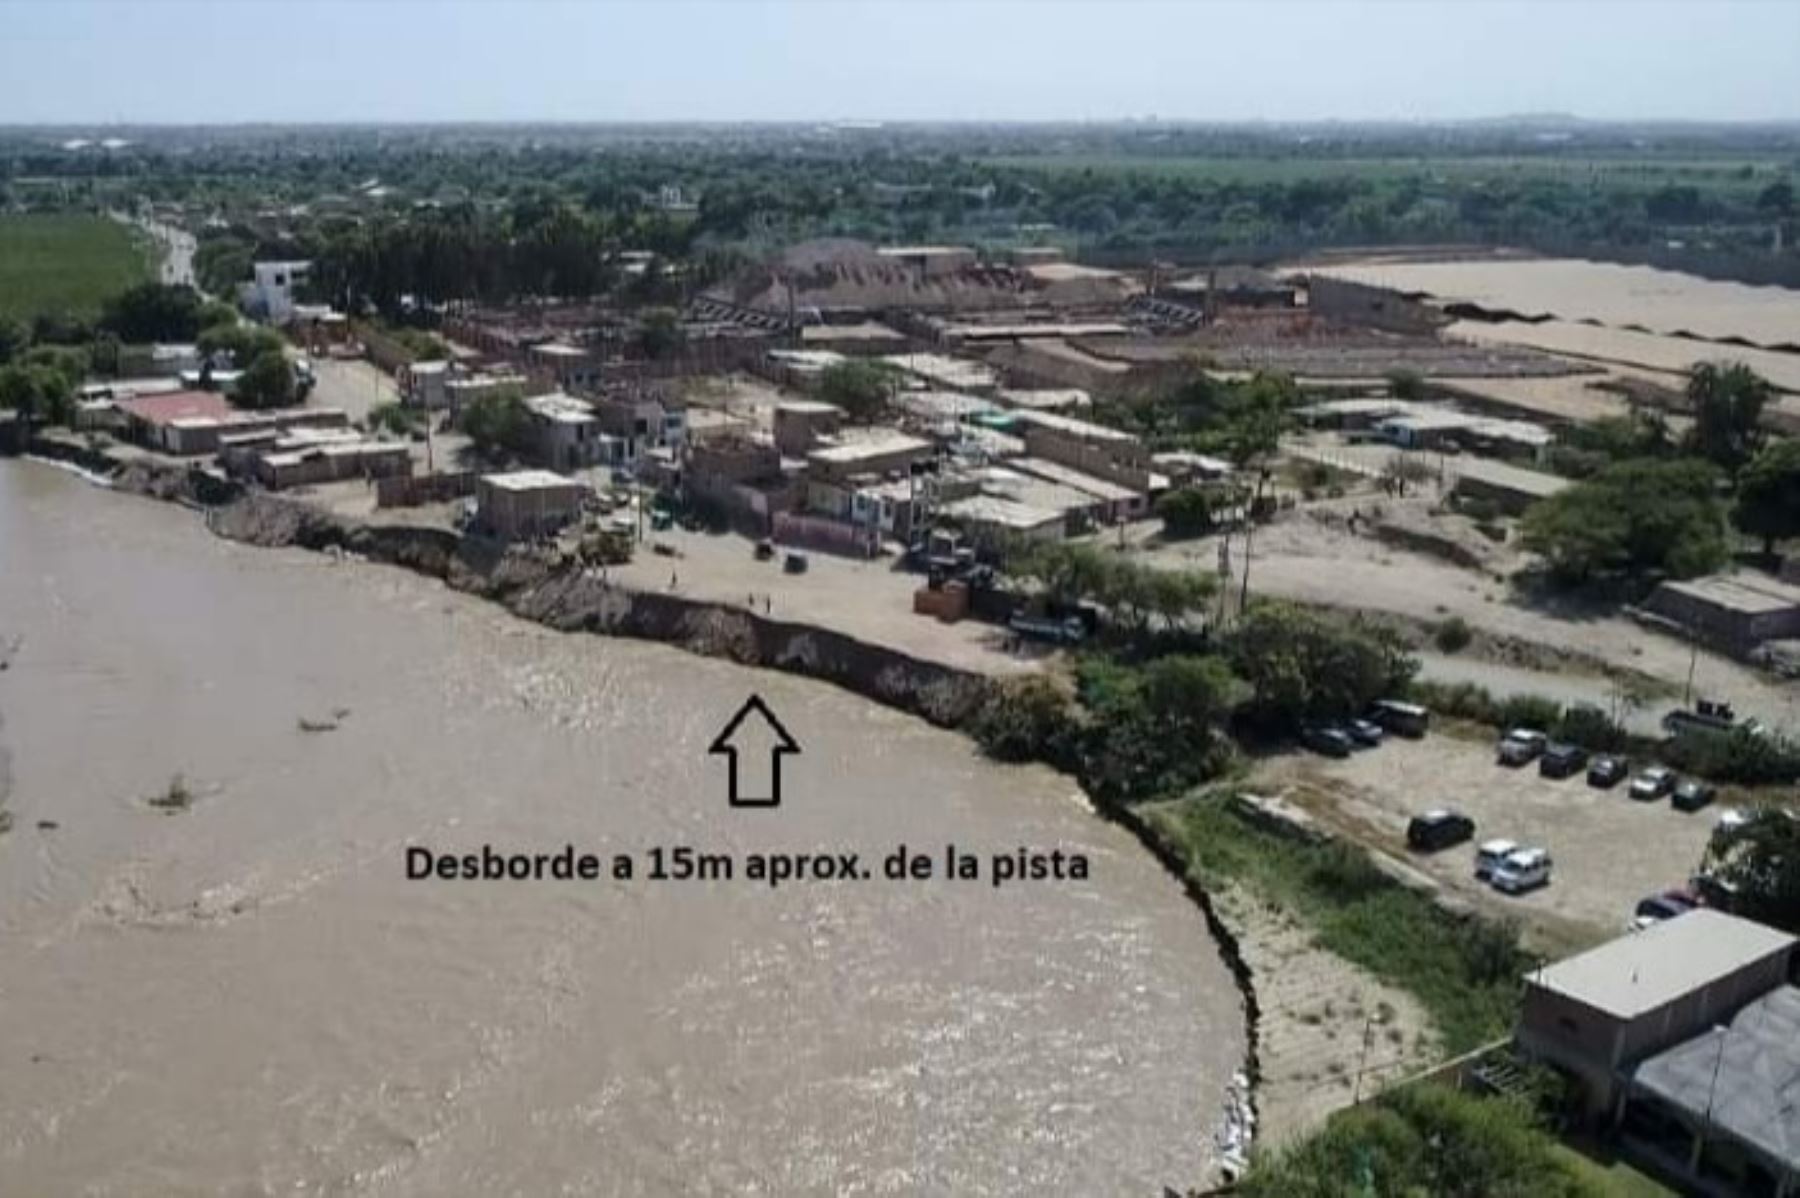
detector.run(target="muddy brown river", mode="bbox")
[0,461,1245,1196]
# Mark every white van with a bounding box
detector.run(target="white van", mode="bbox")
[1491,848,1552,894]
[1474,839,1519,880]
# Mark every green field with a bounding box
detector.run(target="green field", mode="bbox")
[0,214,152,324]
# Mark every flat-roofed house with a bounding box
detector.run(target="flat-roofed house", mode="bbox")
[475,470,590,540]
[1515,909,1795,1129]
[523,392,622,471]
[805,430,935,483]
[1644,572,1800,654]
[1010,409,1152,491]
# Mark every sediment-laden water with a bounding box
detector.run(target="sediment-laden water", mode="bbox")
[0,461,1244,1196]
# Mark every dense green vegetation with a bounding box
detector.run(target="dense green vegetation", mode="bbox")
[0,214,150,325]
[1706,806,1800,933]
[1733,437,1800,555]
[1148,794,1533,1055]
[1238,1083,1606,1197]
[8,122,1797,303]
[1521,458,1729,585]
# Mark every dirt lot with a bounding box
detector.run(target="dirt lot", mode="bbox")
[612,522,1045,676]
[1250,732,1732,951]
[1128,471,1800,735]
[307,357,400,425]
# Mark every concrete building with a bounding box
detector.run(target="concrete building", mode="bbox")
[1011,409,1153,491]
[1009,456,1149,523]
[685,436,793,532]
[939,494,1065,547]
[444,370,532,415]
[805,430,936,483]
[528,341,600,391]
[1305,275,1446,335]
[246,260,311,323]
[882,352,998,394]
[1446,456,1570,516]
[523,392,622,471]
[249,436,411,491]
[1515,911,1798,1194]
[772,399,846,457]
[588,390,686,464]
[400,360,453,410]
[475,470,590,540]
[1643,573,1800,654]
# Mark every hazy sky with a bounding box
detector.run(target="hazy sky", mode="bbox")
[4,0,1798,125]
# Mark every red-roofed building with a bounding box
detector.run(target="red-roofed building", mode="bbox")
[116,391,349,456]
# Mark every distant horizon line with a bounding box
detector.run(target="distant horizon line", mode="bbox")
[6,115,1800,131]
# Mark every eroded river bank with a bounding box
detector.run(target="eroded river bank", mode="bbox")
[0,459,1249,1195]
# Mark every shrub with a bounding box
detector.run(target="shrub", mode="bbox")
[1433,616,1473,654]
[1241,1084,1605,1197]
[968,676,1081,768]
[1665,727,1800,785]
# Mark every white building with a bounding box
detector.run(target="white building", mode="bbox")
[246,260,312,323]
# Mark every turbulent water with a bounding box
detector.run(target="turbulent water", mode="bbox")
[0,461,1245,1196]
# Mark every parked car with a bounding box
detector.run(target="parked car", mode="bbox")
[783,552,809,574]
[1631,891,1696,931]
[753,539,775,561]
[1475,838,1521,880]
[1671,779,1717,812]
[1496,728,1548,766]
[1586,755,1629,789]
[1408,809,1475,852]
[1369,699,1430,738]
[1538,743,1588,779]
[1346,718,1385,747]
[1629,766,1677,801]
[1301,723,1355,758]
[1490,847,1553,894]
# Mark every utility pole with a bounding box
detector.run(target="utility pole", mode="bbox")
[1351,1009,1377,1106]
[1237,467,1269,616]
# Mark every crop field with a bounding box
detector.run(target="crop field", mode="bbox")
[0,214,151,323]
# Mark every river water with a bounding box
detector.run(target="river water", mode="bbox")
[0,461,1245,1196]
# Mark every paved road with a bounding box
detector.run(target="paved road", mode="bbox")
[116,212,196,289]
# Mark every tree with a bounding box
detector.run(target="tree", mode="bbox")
[458,389,533,460]
[1732,438,1800,555]
[1226,601,1417,729]
[816,360,899,421]
[1757,178,1795,217]
[1706,807,1800,934]
[1156,486,1220,538]
[89,331,122,378]
[0,317,27,366]
[1685,362,1770,474]
[0,362,76,426]
[198,321,284,366]
[234,351,296,409]
[635,307,685,360]
[101,282,204,343]
[1386,367,1427,400]
[1520,458,1728,585]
